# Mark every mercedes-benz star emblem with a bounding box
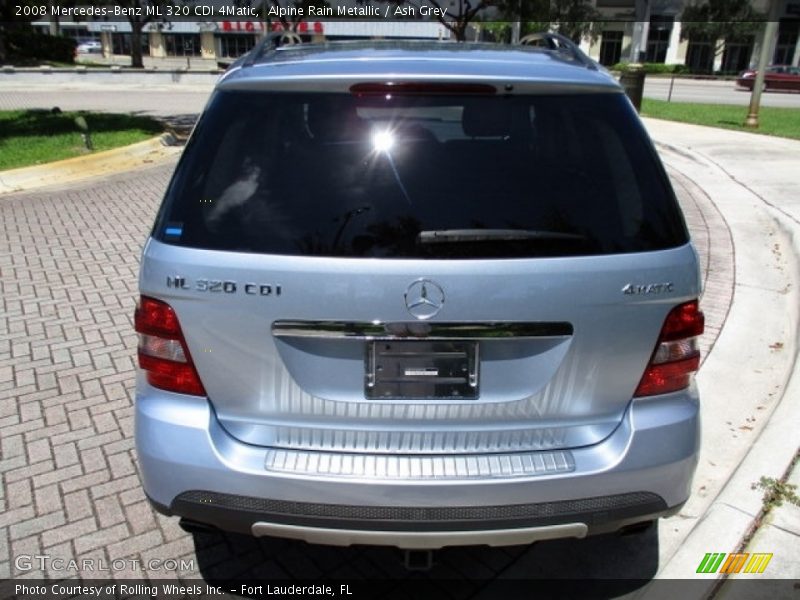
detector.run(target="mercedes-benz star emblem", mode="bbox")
[404,279,445,320]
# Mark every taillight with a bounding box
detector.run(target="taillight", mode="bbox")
[634,300,705,397]
[134,296,206,396]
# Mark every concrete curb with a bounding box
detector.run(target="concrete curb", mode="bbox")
[0,69,222,86]
[639,119,800,588]
[0,133,180,195]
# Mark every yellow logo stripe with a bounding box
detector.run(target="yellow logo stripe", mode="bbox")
[744,553,773,573]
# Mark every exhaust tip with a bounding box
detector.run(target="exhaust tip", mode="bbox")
[617,520,655,537]
[179,518,219,535]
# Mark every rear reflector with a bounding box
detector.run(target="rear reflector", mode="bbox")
[635,300,704,397]
[138,354,205,397]
[350,82,497,97]
[134,296,206,397]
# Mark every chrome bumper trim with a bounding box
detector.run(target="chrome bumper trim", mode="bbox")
[271,320,573,340]
[251,521,588,549]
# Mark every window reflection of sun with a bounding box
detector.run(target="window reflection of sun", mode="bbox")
[371,129,395,153]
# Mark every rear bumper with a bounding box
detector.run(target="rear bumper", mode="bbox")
[136,376,699,547]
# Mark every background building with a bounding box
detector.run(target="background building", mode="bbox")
[33,19,448,63]
[32,0,800,73]
[582,0,800,72]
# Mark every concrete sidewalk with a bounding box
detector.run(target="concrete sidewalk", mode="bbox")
[642,118,800,592]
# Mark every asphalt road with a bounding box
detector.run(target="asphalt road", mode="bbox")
[0,86,208,134]
[643,77,800,107]
[0,78,798,128]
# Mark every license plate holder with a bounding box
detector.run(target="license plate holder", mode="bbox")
[365,340,479,400]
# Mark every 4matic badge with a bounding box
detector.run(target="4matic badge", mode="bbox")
[167,276,281,296]
[622,282,674,296]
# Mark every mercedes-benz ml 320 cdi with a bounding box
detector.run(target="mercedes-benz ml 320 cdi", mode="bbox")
[135,37,704,549]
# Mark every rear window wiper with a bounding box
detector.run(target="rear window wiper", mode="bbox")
[417,229,587,244]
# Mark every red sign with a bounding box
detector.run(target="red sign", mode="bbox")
[219,21,266,33]
[270,21,324,34]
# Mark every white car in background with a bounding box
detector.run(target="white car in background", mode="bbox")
[76,40,102,54]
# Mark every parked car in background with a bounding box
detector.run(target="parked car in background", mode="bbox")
[76,40,102,54]
[736,65,800,91]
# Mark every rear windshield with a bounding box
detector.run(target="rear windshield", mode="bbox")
[153,90,688,258]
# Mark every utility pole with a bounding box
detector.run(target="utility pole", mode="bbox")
[745,0,781,128]
[511,0,521,44]
[631,0,651,62]
[512,21,521,44]
[48,0,60,36]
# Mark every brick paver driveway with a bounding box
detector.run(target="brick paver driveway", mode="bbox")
[0,159,732,589]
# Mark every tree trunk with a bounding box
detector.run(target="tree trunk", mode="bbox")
[49,0,60,36]
[130,19,144,68]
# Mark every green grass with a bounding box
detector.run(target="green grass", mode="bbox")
[641,98,800,140]
[0,110,163,171]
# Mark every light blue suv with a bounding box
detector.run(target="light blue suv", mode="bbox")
[135,36,704,549]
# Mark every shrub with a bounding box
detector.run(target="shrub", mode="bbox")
[611,62,689,75]
[6,30,77,64]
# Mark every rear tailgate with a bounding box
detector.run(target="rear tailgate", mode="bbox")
[140,240,700,454]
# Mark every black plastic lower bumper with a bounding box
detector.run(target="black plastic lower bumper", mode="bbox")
[156,489,675,539]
